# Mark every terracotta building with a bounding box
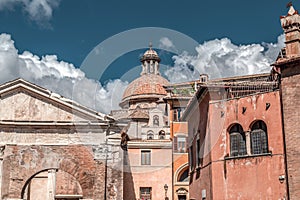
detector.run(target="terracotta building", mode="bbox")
[183,5,300,200]
[183,73,286,199]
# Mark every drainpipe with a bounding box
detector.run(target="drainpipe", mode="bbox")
[279,76,290,200]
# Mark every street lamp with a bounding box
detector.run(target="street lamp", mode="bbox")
[164,184,169,200]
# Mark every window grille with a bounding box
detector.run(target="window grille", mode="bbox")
[229,124,246,157]
[140,187,152,200]
[251,121,268,155]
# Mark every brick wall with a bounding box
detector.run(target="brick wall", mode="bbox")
[2,145,107,199]
[280,66,300,199]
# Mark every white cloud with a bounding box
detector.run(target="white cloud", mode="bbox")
[0,0,60,27]
[0,33,128,114]
[0,33,286,113]
[159,37,176,51]
[164,35,285,83]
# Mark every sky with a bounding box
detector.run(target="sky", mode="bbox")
[0,0,294,113]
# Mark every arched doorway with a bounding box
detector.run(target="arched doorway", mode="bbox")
[22,169,83,200]
[176,188,188,200]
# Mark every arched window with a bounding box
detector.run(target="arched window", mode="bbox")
[153,115,159,126]
[158,130,165,139]
[178,168,189,182]
[147,131,154,140]
[229,124,246,157]
[251,121,268,155]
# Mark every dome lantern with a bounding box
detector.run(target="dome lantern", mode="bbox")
[140,43,161,75]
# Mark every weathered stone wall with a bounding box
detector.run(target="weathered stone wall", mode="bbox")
[0,91,88,121]
[105,143,124,200]
[1,144,106,199]
[0,79,124,200]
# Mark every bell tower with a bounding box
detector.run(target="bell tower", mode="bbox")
[281,4,300,57]
[274,4,300,199]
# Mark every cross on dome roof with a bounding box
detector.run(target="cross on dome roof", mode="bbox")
[149,42,153,50]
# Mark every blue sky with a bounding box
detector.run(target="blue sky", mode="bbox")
[0,1,290,66]
[0,0,294,113]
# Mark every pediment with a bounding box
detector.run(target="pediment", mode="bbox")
[176,188,188,194]
[0,79,107,122]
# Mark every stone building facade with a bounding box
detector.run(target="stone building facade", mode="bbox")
[0,79,124,200]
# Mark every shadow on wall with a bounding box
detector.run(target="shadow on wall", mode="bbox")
[123,150,137,200]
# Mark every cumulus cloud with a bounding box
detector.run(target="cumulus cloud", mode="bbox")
[0,32,286,112]
[0,0,60,27]
[0,33,128,114]
[159,37,177,51]
[164,35,285,83]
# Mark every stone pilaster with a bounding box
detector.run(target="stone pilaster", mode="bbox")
[92,144,111,200]
[47,169,56,200]
[106,144,123,200]
[245,131,251,155]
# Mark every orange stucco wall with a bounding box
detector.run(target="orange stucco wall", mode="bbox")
[124,147,173,200]
[188,91,287,200]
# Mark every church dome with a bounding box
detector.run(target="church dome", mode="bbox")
[122,74,169,102]
[120,44,169,108]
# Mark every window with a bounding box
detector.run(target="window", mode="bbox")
[177,136,186,153]
[173,108,182,121]
[251,121,268,155]
[159,130,165,139]
[153,115,159,126]
[173,109,178,121]
[174,136,186,153]
[141,150,151,165]
[147,131,154,140]
[229,124,246,157]
[178,168,189,182]
[140,187,152,200]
